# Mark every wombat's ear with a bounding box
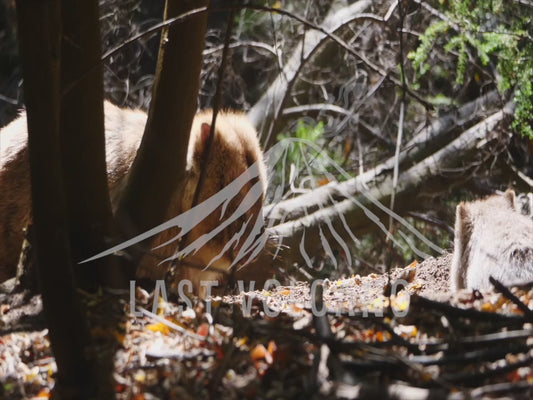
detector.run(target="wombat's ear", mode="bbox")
[503,189,516,210]
[455,203,471,236]
[201,123,211,145]
[457,203,468,222]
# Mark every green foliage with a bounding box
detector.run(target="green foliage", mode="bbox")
[274,120,345,189]
[428,93,453,107]
[276,120,326,174]
[408,0,533,138]
[409,20,449,76]
[513,68,533,138]
[280,119,325,145]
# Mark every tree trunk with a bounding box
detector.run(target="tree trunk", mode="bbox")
[59,0,116,290]
[15,0,100,397]
[115,0,209,272]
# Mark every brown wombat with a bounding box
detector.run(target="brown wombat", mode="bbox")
[450,190,533,291]
[0,101,267,292]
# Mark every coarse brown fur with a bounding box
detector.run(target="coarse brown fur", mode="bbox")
[450,190,533,291]
[0,101,267,293]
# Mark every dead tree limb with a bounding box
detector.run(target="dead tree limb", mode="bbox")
[247,0,375,146]
[261,107,510,269]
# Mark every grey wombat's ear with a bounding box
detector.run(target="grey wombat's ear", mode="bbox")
[503,189,516,210]
[455,202,475,242]
[457,203,469,222]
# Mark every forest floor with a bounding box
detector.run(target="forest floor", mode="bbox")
[1,253,532,399]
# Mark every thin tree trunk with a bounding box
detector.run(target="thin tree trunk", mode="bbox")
[60,0,115,290]
[15,0,99,397]
[115,0,209,268]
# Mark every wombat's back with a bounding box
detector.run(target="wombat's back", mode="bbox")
[0,103,268,293]
[0,102,146,282]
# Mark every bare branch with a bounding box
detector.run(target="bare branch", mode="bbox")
[263,107,509,269]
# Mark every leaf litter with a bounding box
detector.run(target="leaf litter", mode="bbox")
[1,252,532,399]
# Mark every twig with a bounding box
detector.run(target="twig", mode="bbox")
[410,294,527,323]
[489,276,533,321]
[442,353,533,384]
